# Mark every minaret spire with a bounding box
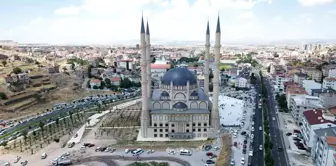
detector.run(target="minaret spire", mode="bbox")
[140,13,149,138]
[204,20,210,96]
[211,13,221,131]
[146,19,150,35]
[146,19,152,99]
[206,20,210,35]
[216,13,221,33]
[141,12,145,34]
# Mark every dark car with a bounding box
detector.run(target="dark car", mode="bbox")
[206,160,215,164]
[241,131,247,135]
[244,140,248,144]
[243,149,246,154]
[204,145,212,151]
[278,147,283,152]
[68,142,75,148]
[286,133,292,136]
[234,142,238,146]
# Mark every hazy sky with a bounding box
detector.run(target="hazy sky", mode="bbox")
[0,0,336,44]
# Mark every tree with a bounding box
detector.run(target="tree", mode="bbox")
[209,84,213,92]
[39,122,45,138]
[152,57,156,63]
[0,92,7,99]
[105,78,111,87]
[209,71,214,81]
[93,85,99,89]
[2,60,7,67]
[88,65,92,78]
[120,78,132,88]
[12,67,22,74]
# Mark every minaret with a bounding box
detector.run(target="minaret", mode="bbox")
[204,20,210,96]
[211,15,221,131]
[140,14,149,138]
[146,20,152,98]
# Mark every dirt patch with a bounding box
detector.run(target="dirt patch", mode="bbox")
[215,135,232,166]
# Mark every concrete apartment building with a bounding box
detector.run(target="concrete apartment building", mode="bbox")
[274,74,288,93]
[323,77,336,90]
[311,131,336,166]
[294,73,309,85]
[289,95,323,124]
[302,80,322,95]
[303,68,323,82]
[301,109,336,150]
[286,85,308,109]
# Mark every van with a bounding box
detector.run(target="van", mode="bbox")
[132,148,144,156]
[179,149,192,156]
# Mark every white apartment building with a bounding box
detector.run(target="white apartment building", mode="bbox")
[312,135,336,166]
[274,74,288,93]
[294,73,309,85]
[290,95,324,124]
[302,80,322,95]
[328,69,336,77]
[301,109,336,149]
[235,77,249,88]
[322,77,336,90]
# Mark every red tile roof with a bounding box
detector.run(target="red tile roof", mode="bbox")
[90,79,101,83]
[303,109,336,125]
[111,77,121,82]
[326,136,336,149]
[150,64,170,69]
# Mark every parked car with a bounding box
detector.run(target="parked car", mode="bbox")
[20,160,28,166]
[41,152,47,159]
[206,160,215,164]
[14,156,21,163]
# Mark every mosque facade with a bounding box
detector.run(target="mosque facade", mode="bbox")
[137,15,221,141]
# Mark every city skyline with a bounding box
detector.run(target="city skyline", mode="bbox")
[0,0,336,45]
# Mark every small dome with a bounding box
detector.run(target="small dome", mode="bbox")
[190,91,198,96]
[173,102,188,109]
[161,91,169,97]
[161,67,197,86]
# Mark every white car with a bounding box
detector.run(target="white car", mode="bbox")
[249,150,253,156]
[259,145,263,150]
[259,126,262,131]
[251,127,254,132]
[168,150,175,155]
[241,157,245,164]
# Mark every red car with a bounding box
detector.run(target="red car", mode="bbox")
[88,143,95,147]
[206,152,213,157]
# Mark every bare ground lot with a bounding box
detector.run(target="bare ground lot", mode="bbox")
[0,73,119,120]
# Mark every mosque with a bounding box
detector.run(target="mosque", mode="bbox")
[137,14,221,141]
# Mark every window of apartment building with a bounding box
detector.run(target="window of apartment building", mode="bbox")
[171,129,175,133]
[192,129,195,132]
[159,123,163,127]
[171,123,175,127]
[154,129,157,132]
[165,129,168,132]
[198,123,201,126]
[160,134,163,137]
[154,134,157,137]
[165,134,168,137]
[204,128,207,132]
[204,123,207,126]
[198,128,201,132]
[153,123,157,127]
[165,123,168,127]
[186,129,189,132]
[192,123,196,126]
[186,124,190,127]
[160,129,163,132]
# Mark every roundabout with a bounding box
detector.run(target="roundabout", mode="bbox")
[73,155,191,166]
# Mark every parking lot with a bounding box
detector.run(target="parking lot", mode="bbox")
[226,88,257,166]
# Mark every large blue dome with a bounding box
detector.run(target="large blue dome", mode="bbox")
[161,67,197,86]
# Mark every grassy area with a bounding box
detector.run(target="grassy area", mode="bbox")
[215,135,231,166]
[0,97,140,139]
[220,64,232,70]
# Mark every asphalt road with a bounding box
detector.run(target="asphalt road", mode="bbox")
[2,97,140,138]
[249,74,264,166]
[262,74,288,166]
[75,155,191,166]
